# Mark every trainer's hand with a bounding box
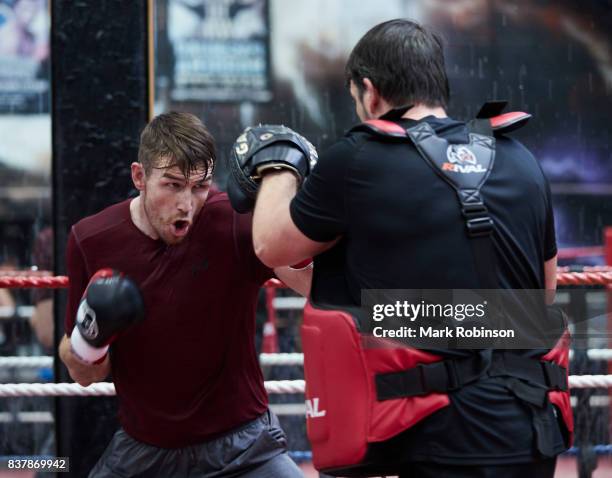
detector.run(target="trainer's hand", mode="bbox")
[71,269,144,364]
[226,124,318,213]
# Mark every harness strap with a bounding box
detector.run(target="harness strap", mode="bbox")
[406,122,498,287]
[375,351,568,401]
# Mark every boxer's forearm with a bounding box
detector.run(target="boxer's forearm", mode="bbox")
[59,334,111,387]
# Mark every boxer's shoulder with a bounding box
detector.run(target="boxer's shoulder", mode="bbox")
[195,188,247,236]
[72,199,132,243]
[200,187,233,220]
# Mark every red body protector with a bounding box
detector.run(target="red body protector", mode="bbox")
[301,102,573,476]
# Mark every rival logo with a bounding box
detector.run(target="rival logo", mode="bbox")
[305,398,327,418]
[443,145,486,173]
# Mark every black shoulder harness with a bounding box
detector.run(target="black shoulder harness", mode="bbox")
[348,101,531,288]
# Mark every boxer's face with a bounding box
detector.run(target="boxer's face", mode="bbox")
[134,163,212,245]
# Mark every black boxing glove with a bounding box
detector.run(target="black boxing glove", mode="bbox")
[226,124,318,213]
[71,269,145,364]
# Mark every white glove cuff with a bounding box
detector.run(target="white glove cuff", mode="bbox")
[71,326,109,364]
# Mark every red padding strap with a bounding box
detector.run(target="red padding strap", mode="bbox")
[490,112,531,133]
[363,119,407,137]
[364,112,532,138]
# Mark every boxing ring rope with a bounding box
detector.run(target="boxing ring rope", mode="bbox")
[259,352,304,366]
[0,275,69,288]
[7,349,612,368]
[0,374,611,397]
[556,272,612,286]
[0,356,54,368]
[0,380,307,397]
[0,353,306,368]
[1,269,612,289]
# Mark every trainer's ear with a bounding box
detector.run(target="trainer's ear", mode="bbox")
[362,78,383,120]
[131,162,146,191]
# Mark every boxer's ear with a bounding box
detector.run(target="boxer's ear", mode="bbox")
[131,162,146,191]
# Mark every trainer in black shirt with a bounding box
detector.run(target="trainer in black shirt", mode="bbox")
[251,19,565,478]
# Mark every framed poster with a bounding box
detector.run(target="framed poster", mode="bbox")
[168,0,271,102]
[0,0,49,113]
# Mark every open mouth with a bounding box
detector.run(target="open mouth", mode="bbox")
[171,220,190,237]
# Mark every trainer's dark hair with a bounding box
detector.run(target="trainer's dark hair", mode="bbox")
[345,19,450,108]
[138,112,216,178]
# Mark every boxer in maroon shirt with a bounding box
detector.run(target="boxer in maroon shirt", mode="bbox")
[58,112,308,477]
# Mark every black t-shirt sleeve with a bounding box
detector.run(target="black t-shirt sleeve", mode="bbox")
[543,179,557,261]
[290,138,353,242]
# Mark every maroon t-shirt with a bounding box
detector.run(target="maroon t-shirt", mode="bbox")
[65,190,273,447]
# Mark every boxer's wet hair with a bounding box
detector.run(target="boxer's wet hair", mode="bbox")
[345,19,449,109]
[138,112,216,179]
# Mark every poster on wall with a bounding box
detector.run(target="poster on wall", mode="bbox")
[0,0,49,113]
[168,0,271,102]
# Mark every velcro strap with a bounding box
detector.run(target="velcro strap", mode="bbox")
[376,354,490,401]
[489,353,568,391]
[375,352,567,401]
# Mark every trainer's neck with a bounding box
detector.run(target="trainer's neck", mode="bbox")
[402,104,447,121]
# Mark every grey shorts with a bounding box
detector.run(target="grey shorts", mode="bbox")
[88,410,303,478]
